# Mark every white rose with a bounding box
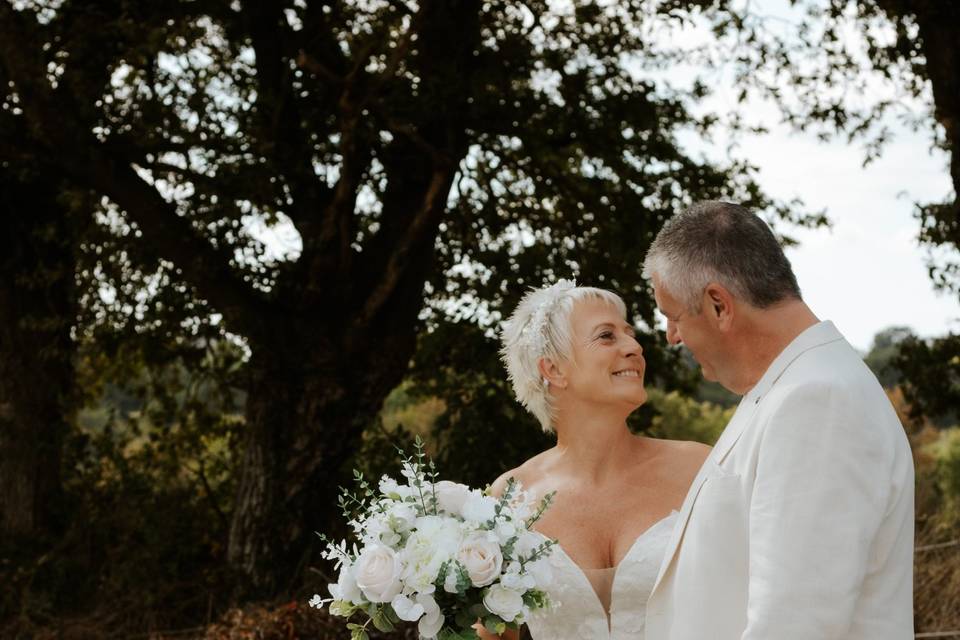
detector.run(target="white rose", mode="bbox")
[416,593,445,638]
[390,594,425,622]
[434,480,472,515]
[354,544,402,603]
[328,562,364,603]
[483,584,525,622]
[457,534,503,587]
[462,492,498,523]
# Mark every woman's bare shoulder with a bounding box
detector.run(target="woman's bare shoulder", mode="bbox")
[651,438,712,474]
[488,449,554,498]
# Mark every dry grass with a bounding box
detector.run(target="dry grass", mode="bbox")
[914,537,960,635]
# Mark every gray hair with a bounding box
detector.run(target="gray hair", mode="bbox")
[500,280,627,433]
[642,201,801,312]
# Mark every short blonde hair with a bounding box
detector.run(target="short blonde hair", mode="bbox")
[499,280,627,432]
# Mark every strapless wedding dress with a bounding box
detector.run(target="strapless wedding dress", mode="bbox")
[526,511,678,640]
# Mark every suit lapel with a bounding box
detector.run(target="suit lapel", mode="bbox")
[650,397,760,595]
[649,321,846,599]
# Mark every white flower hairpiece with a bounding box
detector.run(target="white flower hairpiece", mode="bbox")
[516,278,577,356]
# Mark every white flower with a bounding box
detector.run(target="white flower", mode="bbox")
[401,461,419,483]
[526,557,553,589]
[434,480,472,515]
[462,492,498,523]
[443,566,459,593]
[514,530,542,557]
[361,513,390,545]
[328,562,365,603]
[387,502,418,533]
[400,515,461,592]
[457,533,503,587]
[506,488,533,521]
[499,562,535,591]
[354,544,402,603]
[416,593,445,638]
[380,475,414,499]
[390,594,425,622]
[494,519,517,544]
[483,584,526,622]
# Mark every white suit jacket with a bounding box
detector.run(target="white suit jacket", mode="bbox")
[645,321,914,640]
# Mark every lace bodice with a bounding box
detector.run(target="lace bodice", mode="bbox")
[525,511,678,640]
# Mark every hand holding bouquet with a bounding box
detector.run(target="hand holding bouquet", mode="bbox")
[310,438,557,640]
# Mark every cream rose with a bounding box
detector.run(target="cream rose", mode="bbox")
[354,544,402,603]
[483,584,525,622]
[434,480,472,515]
[457,534,503,587]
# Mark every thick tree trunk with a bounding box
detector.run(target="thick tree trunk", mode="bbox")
[0,177,75,542]
[227,348,406,595]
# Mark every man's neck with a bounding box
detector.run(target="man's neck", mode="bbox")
[731,300,820,395]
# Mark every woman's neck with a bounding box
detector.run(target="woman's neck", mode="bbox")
[552,407,641,485]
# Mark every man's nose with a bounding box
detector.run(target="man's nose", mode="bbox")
[666,321,682,345]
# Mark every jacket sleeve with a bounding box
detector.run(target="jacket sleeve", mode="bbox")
[741,382,892,640]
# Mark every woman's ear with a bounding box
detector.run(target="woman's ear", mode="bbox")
[538,357,567,389]
[703,283,735,331]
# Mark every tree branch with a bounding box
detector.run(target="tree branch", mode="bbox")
[353,164,455,331]
[242,3,331,235]
[0,3,270,341]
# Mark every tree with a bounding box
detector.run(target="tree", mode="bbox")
[0,0,818,594]
[863,325,913,389]
[0,164,78,544]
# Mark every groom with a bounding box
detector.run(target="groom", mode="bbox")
[641,201,914,639]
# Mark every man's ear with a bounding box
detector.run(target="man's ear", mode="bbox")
[538,357,567,389]
[703,283,735,330]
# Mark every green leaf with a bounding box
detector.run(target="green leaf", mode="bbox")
[330,600,359,618]
[350,627,370,640]
[371,606,396,632]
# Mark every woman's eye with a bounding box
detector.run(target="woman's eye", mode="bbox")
[599,332,614,340]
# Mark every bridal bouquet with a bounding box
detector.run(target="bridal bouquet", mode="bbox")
[310,438,557,640]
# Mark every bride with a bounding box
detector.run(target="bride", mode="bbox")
[479,280,709,639]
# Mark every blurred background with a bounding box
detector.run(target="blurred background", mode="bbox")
[1,0,958,638]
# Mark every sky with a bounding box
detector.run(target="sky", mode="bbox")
[668,1,960,353]
[734,121,959,352]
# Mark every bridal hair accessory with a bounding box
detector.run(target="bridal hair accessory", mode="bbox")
[516,279,577,355]
[500,279,578,431]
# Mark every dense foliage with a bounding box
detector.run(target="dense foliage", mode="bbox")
[3,0,960,636]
